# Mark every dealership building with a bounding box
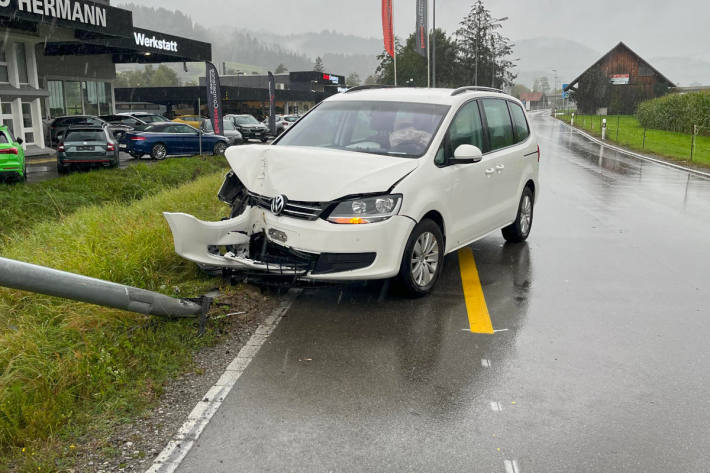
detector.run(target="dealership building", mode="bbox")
[0,0,211,153]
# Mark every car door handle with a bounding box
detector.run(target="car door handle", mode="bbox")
[496,164,505,172]
[485,168,496,176]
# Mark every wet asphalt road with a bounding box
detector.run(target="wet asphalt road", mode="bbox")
[175,113,710,473]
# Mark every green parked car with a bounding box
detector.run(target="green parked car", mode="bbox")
[0,125,26,182]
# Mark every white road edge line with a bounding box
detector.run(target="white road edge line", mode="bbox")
[557,118,710,180]
[504,459,520,473]
[145,289,300,473]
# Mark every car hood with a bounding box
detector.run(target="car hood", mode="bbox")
[225,145,419,202]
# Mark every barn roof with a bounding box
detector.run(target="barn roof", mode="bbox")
[563,42,676,91]
[520,92,544,102]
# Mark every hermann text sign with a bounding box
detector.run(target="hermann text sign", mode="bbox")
[0,0,132,37]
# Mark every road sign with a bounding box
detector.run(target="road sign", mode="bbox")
[562,83,569,99]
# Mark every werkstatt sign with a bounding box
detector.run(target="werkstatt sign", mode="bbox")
[0,0,133,37]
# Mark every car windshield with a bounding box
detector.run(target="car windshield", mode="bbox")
[235,116,260,125]
[276,101,449,158]
[143,125,165,132]
[284,116,299,123]
[64,131,106,142]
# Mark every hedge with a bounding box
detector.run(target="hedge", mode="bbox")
[636,91,710,135]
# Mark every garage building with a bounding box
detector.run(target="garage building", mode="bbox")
[0,0,211,155]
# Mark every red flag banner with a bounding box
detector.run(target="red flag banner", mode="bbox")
[382,0,394,58]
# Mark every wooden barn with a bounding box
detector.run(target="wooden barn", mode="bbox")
[563,42,676,114]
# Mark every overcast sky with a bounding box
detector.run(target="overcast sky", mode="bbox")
[141,0,709,60]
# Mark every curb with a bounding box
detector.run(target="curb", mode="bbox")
[556,118,710,180]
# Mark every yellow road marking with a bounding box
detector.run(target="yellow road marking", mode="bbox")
[458,247,494,334]
[28,158,57,164]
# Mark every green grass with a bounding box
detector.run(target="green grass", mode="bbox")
[0,157,228,248]
[0,171,235,472]
[558,114,710,168]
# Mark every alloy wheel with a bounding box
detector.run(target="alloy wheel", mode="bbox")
[410,232,440,287]
[520,194,532,236]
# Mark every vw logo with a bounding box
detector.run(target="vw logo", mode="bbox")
[271,194,287,215]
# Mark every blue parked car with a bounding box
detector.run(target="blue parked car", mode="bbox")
[120,122,230,160]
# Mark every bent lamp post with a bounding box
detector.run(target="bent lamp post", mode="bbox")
[0,256,209,319]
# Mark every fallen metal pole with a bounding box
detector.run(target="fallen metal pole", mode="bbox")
[0,257,205,318]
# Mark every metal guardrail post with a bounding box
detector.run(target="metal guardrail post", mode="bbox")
[0,257,206,318]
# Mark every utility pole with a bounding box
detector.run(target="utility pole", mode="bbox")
[432,0,436,87]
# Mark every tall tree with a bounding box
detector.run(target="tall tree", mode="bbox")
[376,30,461,87]
[313,57,325,72]
[346,72,362,87]
[275,63,288,73]
[455,0,516,88]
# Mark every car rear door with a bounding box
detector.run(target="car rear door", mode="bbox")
[479,98,520,230]
[175,124,200,154]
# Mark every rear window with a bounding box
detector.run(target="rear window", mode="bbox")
[481,99,514,151]
[0,132,9,144]
[64,130,106,142]
[508,102,530,143]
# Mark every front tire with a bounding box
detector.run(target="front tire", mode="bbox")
[151,143,167,160]
[397,218,444,297]
[502,187,534,243]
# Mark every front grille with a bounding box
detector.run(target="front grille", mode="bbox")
[248,192,326,221]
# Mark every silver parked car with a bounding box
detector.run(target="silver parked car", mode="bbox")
[201,119,243,146]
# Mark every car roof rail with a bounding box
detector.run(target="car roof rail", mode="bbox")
[450,86,504,96]
[344,85,395,94]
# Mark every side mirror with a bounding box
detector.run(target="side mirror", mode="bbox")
[450,144,483,164]
[16,137,23,145]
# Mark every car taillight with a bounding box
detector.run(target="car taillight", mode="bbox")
[131,136,146,141]
[0,147,18,155]
[107,143,115,151]
[537,144,540,162]
[57,143,65,152]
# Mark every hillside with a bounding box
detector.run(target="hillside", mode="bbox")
[512,37,600,89]
[118,3,379,80]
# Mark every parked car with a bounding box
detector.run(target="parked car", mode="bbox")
[201,119,243,146]
[120,122,229,160]
[99,114,149,141]
[263,115,298,136]
[225,114,269,142]
[163,87,540,296]
[48,115,105,147]
[0,126,26,182]
[173,115,204,129]
[57,126,119,173]
[117,112,171,124]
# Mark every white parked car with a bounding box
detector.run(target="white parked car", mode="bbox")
[164,86,539,295]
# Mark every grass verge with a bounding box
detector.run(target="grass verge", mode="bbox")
[0,157,228,247]
[0,170,233,472]
[558,114,710,168]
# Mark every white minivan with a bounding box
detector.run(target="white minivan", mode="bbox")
[164,86,539,295]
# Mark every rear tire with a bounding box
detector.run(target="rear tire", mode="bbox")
[57,161,68,174]
[502,187,534,243]
[151,143,167,160]
[214,142,227,155]
[397,218,445,297]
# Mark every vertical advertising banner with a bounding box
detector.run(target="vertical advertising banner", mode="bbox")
[415,0,428,57]
[205,61,224,136]
[382,0,394,57]
[268,72,276,136]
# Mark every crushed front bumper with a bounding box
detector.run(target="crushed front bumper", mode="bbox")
[163,207,415,281]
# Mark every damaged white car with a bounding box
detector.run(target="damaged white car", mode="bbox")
[164,86,539,295]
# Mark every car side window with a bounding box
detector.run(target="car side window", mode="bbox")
[435,100,484,166]
[508,102,530,143]
[176,124,196,134]
[481,99,515,151]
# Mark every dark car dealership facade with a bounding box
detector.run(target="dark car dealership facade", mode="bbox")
[0,0,210,152]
